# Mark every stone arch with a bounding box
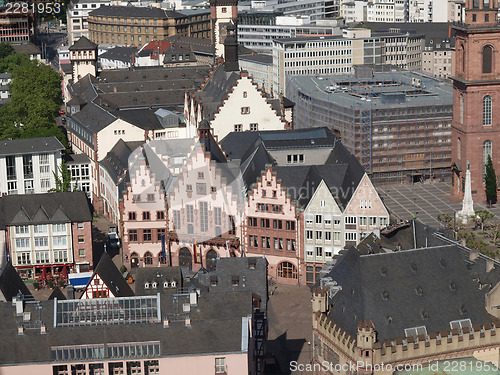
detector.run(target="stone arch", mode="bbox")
[131,252,139,268]
[178,247,192,270]
[206,249,218,272]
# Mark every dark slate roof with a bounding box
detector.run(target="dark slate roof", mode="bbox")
[86,252,134,298]
[71,102,116,134]
[199,257,268,314]
[324,246,492,342]
[99,139,144,185]
[0,192,93,225]
[239,53,273,65]
[48,286,67,300]
[134,267,183,296]
[193,64,240,121]
[110,108,163,130]
[69,36,97,51]
[0,290,253,365]
[99,46,137,64]
[89,5,184,18]
[164,35,214,55]
[64,153,91,165]
[61,63,72,74]
[221,127,365,207]
[0,137,64,156]
[67,74,98,106]
[11,41,41,55]
[0,262,33,302]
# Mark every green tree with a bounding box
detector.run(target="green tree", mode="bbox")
[0,52,29,73]
[485,154,497,206]
[0,58,64,142]
[0,42,14,60]
[50,161,73,193]
[475,209,495,231]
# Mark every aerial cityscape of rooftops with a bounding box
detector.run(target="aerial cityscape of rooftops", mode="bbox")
[1,0,500,373]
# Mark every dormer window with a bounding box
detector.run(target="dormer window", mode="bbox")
[152,282,158,289]
[145,282,150,289]
[171,280,177,288]
[163,281,169,288]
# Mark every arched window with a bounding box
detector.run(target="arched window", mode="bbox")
[461,44,466,73]
[483,95,492,126]
[483,140,492,179]
[158,253,167,265]
[178,247,192,270]
[277,262,298,279]
[131,252,139,268]
[460,94,464,124]
[144,251,153,265]
[458,138,462,160]
[206,249,218,272]
[483,45,493,73]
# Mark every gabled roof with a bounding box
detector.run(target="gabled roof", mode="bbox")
[71,102,116,134]
[323,245,491,342]
[99,46,137,64]
[11,41,41,55]
[48,286,67,300]
[0,192,93,225]
[99,139,144,185]
[0,262,33,302]
[138,40,172,57]
[110,108,164,130]
[69,36,97,51]
[0,136,64,156]
[85,252,134,298]
[193,64,240,121]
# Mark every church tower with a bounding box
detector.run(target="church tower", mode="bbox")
[210,0,238,59]
[451,0,500,201]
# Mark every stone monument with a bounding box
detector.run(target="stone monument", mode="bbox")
[456,161,475,224]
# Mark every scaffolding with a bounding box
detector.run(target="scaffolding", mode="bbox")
[286,71,453,183]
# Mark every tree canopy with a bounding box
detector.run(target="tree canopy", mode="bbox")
[485,154,497,206]
[0,43,67,147]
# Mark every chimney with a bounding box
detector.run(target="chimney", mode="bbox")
[15,298,23,316]
[223,22,239,72]
[486,258,495,273]
[470,247,479,261]
[41,323,47,334]
[185,314,191,327]
[18,324,24,336]
[163,317,169,328]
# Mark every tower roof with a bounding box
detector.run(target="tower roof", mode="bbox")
[69,36,97,51]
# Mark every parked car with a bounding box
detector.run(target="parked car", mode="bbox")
[108,226,120,249]
[59,109,65,115]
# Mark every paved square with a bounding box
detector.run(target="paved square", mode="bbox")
[376,182,495,227]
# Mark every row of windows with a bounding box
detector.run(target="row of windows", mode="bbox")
[128,229,165,242]
[247,217,296,230]
[128,211,165,221]
[248,235,296,251]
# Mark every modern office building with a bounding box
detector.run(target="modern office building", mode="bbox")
[0,137,64,196]
[286,67,453,183]
[66,0,111,45]
[0,7,34,43]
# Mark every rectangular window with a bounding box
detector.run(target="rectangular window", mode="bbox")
[369,217,377,226]
[325,232,331,241]
[143,229,152,241]
[380,217,388,226]
[147,194,155,202]
[306,230,313,240]
[315,215,322,224]
[250,123,258,131]
[345,216,357,224]
[157,228,165,241]
[241,107,250,114]
[315,231,322,240]
[173,211,181,230]
[186,205,194,223]
[333,232,341,243]
[79,249,85,257]
[15,225,29,234]
[316,246,323,256]
[200,202,208,232]
[234,124,242,132]
[215,358,226,374]
[24,180,34,194]
[214,207,222,226]
[7,181,17,194]
[345,232,357,241]
[23,155,33,178]
[359,217,367,226]
[78,235,85,243]
[6,155,16,180]
[77,222,85,230]
[129,229,138,242]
